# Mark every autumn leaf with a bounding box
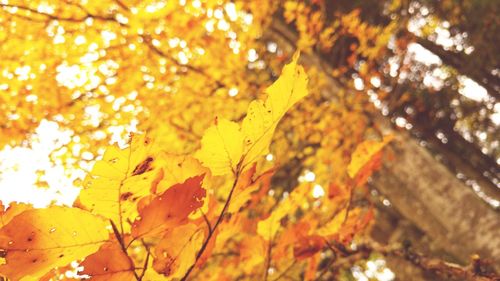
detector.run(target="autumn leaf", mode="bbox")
[0,201,31,227]
[152,223,205,279]
[79,240,135,281]
[239,236,267,274]
[347,135,393,178]
[132,175,206,239]
[316,209,347,237]
[273,221,313,261]
[241,51,309,168]
[226,163,256,213]
[229,166,275,213]
[214,213,249,250]
[77,135,162,232]
[293,235,325,260]
[153,154,210,194]
[39,264,78,281]
[304,253,320,281]
[0,206,109,281]
[195,118,245,176]
[317,208,373,243]
[195,52,309,176]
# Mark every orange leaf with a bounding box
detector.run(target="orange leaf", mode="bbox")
[239,235,267,274]
[293,235,325,260]
[80,240,135,281]
[347,135,393,178]
[304,253,320,281]
[132,175,206,238]
[0,207,108,281]
[0,201,31,227]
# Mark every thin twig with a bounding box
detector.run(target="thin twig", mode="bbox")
[180,173,241,281]
[0,3,125,26]
[264,238,273,281]
[110,220,141,280]
[201,211,213,234]
[138,240,151,281]
[271,260,297,281]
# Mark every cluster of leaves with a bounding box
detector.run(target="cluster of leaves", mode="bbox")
[283,1,395,76]
[281,0,499,166]
[0,54,391,281]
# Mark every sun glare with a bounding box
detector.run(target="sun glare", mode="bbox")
[0,120,81,207]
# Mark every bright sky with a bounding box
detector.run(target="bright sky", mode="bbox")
[0,120,82,207]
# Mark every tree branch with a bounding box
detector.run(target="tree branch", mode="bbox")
[321,240,499,281]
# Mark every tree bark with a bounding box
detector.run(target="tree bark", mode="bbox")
[371,132,500,267]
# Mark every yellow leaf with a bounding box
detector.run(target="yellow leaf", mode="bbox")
[241,51,309,168]
[347,135,393,178]
[195,118,244,176]
[0,206,109,281]
[77,135,161,232]
[195,53,309,176]
[154,154,210,194]
[239,236,267,274]
[316,209,346,237]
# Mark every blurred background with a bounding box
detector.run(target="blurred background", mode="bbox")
[0,0,498,280]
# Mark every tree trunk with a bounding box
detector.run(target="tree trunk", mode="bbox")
[372,132,500,266]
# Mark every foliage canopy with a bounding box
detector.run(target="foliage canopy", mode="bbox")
[0,0,498,280]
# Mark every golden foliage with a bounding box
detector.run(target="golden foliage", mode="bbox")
[0,1,395,280]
